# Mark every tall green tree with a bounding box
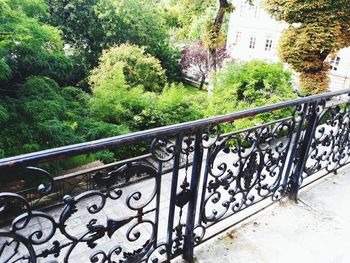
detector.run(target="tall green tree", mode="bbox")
[0,0,119,162]
[0,0,76,90]
[263,0,350,94]
[47,0,181,81]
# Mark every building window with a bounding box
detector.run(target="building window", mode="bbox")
[239,4,246,17]
[265,37,273,51]
[233,31,242,46]
[330,57,341,71]
[249,36,256,49]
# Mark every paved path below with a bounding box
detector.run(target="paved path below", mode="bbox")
[191,166,350,263]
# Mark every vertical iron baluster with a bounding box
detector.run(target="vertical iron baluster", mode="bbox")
[154,160,163,248]
[197,146,212,225]
[183,129,204,261]
[166,134,183,257]
[289,101,319,201]
[282,103,309,197]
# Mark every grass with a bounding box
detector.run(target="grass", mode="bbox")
[182,83,207,95]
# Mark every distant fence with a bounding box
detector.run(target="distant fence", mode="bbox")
[182,76,207,89]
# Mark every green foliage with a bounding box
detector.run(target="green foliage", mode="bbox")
[263,0,350,94]
[96,0,182,82]
[47,0,181,81]
[89,63,148,125]
[0,0,301,180]
[83,121,130,142]
[92,44,167,92]
[7,0,48,20]
[0,77,81,156]
[0,104,8,123]
[0,74,130,170]
[173,0,217,40]
[90,51,204,131]
[132,83,205,130]
[0,0,77,89]
[0,0,195,174]
[153,83,205,125]
[0,60,11,81]
[171,0,246,41]
[206,61,296,130]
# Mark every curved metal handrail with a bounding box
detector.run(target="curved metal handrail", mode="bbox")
[0,88,349,169]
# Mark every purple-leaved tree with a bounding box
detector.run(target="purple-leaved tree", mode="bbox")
[181,41,228,90]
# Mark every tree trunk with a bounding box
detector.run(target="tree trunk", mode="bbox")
[208,0,230,96]
[199,75,206,90]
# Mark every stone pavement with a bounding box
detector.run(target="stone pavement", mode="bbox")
[191,165,350,263]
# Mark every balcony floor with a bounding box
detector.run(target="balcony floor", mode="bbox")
[189,166,350,263]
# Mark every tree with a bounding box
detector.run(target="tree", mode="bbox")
[92,44,167,93]
[0,77,81,157]
[171,0,217,40]
[0,0,76,90]
[181,41,228,89]
[203,0,233,72]
[172,0,252,94]
[46,0,105,68]
[89,61,149,125]
[206,60,297,130]
[263,0,350,95]
[89,52,204,131]
[46,0,181,81]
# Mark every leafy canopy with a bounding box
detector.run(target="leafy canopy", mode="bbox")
[0,0,76,88]
[91,44,167,93]
[206,61,297,130]
[263,0,350,94]
[47,0,181,81]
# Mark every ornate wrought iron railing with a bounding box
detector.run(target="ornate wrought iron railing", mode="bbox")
[0,89,350,263]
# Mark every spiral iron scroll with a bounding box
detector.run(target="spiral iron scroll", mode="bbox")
[303,100,350,179]
[0,162,162,263]
[202,118,294,226]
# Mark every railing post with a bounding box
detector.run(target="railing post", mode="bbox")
[183,129,203,262]
[166,134,183,256]
[289,102,319,201]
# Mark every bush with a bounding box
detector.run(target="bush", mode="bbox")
[91,44,167,92]
[206,61,297,131]
[89,63,151,125]
[132,83,205,130]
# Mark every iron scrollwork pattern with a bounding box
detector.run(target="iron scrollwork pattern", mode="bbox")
[0,162,162,263]
[303,99,350,179]
[200,118,294,228]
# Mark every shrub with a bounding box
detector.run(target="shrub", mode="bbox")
[132,83,205,130]
[92,44,167,92]
[89,63,151,125]
[206,60,297,131]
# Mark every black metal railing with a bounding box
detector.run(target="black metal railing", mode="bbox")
[1,89,350,263]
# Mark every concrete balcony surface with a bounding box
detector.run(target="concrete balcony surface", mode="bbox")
[188,166,350,263]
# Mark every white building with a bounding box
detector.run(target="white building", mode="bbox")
[226,0,350,90]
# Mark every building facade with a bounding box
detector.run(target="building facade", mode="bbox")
[226,0,350,91]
